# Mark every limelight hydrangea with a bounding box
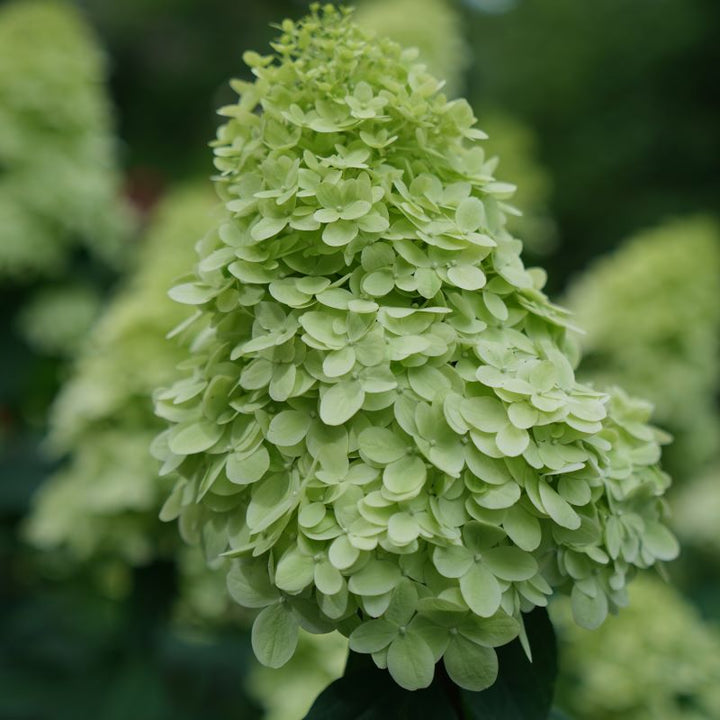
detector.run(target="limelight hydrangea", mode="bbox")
[354,0,469,97]
[553,575,720,720]
[0,0,132,278]
[566,217,720,475]
[154,6,677,692]
[17,285,101,357]
[26,186,218,564]
[354,0,555,254]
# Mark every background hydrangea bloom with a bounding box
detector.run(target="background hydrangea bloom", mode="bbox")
[553,574,720,720]
[354,0,469,98]
[0,0,133,279]
[566,217,720,477]
[26,186,217,564]
[153,6,677,692]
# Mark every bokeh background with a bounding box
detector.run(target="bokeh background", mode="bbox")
[1,0,718,718]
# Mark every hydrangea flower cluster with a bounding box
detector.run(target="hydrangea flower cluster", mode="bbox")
[0,0,132,278]
[553,575,720,720]
[154,6,677,691]
[27,187,217,564]
[566,217,720,476]
[354,0,555,253]
[354,0,469,97]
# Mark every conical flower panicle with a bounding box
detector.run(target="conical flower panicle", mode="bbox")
[154,5,677,692]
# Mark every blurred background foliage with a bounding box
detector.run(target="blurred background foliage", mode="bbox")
[1,0,718,718]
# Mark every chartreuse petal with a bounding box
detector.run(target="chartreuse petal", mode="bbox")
[443,636,498,691]
[349,619,398,653]
[320,381,365,425]
[387,632,435,690]
[275,548,315,593]
[348,560,401,596]
[226,559,279,608]
[251,601,299,668]
[460,564,502,617]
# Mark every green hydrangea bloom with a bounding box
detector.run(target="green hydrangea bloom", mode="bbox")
[354,0,555,253]
[248,630,347,720]
[0,0,133,279]
[154,6,676,692]
[553,574,720,720]
[17,284,102,357]
[566,217,720,475]
[25,186,218,563]
[478,112,557,254]
[672,463,720,554]
[354,0,469,97]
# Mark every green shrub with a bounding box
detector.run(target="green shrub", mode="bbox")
[153,6,676,692]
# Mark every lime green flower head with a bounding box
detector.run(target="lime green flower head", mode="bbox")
[553,574,720,720]
[354,0,469,97]
[566,217,720,475]
[0,0,133,279]
[154,5,677,692]
[26,186,217,565]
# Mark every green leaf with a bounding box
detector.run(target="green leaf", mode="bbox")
[305,651,452,720]
[444,636,498,691]
[266,410,311,446]
[251,602,299,668]
[320,381,365,425]
[461,607,557,720]
[387,632,435,690]
[349,620,398,653]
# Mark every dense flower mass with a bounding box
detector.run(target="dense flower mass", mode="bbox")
[154,6,677,691]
